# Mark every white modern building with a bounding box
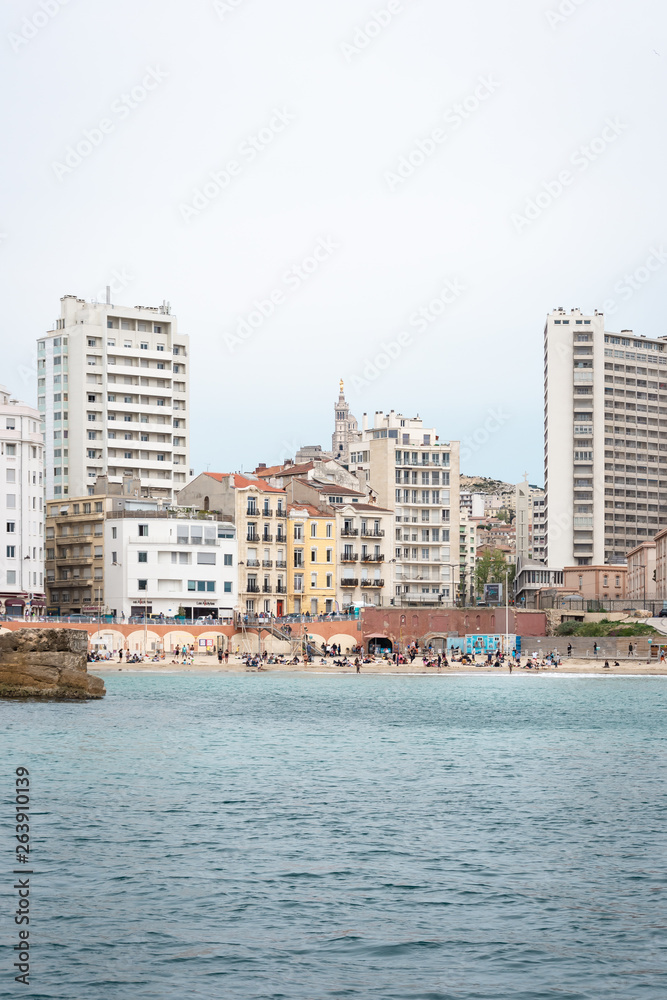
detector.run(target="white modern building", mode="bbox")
[104,512,236,620]
[544,307,667,567]
[0,385,45,616]
[515,477,546,565]
[38,295,190,502]
[345,403,460,606]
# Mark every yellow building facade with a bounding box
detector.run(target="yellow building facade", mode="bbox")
[287,504,337,615]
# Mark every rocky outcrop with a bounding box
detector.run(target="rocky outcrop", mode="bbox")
[0,629,105,699]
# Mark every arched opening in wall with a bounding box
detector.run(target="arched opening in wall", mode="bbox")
[203,496,210,511]
[464,615,470,629]
[491,614,496,630]
[476,615,481,629]
[424,634,447,652]
[368,636,392,654]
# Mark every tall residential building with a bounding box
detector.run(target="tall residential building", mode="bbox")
[544,307,667,567]
[0,385,45,616]
[515,478,546,564]
[348,410,460,606]
[38,295,190,503]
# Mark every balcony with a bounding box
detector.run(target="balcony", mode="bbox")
[262,559,273,567]
[246,584,260,593]
[262,534,273,542]
[361,579,384,587]
[360,528,385,537]
[341,528,358,537]
[262,585,272,594]
[341,553,358,562]
[246,559,260,567]
[275,508,287,518]
[261,510,273,517]
[361,554,384,562]
[341,578,358,587]
[275,560,287,568]
[276,534,287,543]
[247,533,259,542]
[247,507,259,517]
[276,585,287,594]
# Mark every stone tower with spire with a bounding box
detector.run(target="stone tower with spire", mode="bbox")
[332,380,361,465]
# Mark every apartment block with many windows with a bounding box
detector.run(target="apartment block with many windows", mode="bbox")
[544,307,667,567]
[38,295,190,502]
[348,410,460,606]
[0,385,45,616]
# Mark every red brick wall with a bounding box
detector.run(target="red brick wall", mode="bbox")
[360,608,547,647]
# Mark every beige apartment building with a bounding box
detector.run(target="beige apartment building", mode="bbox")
[177,473,288,616]
[45,477,159,615]
[346,407,460,606]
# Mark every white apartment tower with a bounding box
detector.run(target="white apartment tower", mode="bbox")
[544,307,667,567]
[349,410,460,605]
[38,295,190,503]
[0,385,45,616]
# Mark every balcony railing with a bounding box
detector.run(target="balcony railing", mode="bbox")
[262,559,273,567]
[341,553,358,562]
[247,533,259,542]
[361,579,384,587]
[246,559,260,567]
[275,508,287,518]
[276,585,287,593]
[246,584,260,593]
[361,554,384,562]
[360,528,385,537]
[341,528,358,536]
[341,578,358,586]
[275,560,287,568]
[262,585,272,594]
[247,507,259,516]
[262,534,273,542]
[262,510,273,517]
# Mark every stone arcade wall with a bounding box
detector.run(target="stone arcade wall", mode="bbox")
[0,629,105,699]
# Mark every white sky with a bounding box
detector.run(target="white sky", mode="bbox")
[2,0,667,485]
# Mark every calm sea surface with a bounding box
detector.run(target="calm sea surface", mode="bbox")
[2,672,666,1000]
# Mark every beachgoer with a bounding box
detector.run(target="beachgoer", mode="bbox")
[567,643,572,657]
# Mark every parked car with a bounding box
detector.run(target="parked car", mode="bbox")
[658,609,667,617]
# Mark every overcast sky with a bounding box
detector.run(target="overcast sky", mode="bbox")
[2,0,666,485]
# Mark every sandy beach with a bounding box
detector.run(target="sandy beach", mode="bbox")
[94,655,667,677]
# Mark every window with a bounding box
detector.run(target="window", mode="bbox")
[197,552,216,565]
[224,581,232,593]
[6,545,15,557]
[6,495,16,508]
[138,552,148,563]
[326,548,332,562]
[223,553,233,566]
[311,548,317,562]
[138,579,148,591]
[111,527,117,539]
[311,573,317,588]
[311,523,317,537]
[7,570,16,585]
[6,469,15,483]
[6,444,15,456]
[326,573,333,588]
[326,523,332,538]
[138,524,149,537]
[6,522,15,532]
[140,342,148,350]
[294,524,303,540]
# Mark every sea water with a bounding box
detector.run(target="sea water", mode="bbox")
[2,672,666,999]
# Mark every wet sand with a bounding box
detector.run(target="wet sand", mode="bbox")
[94,655,667,677]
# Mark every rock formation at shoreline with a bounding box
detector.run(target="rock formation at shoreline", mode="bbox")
[0,629,105,699]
